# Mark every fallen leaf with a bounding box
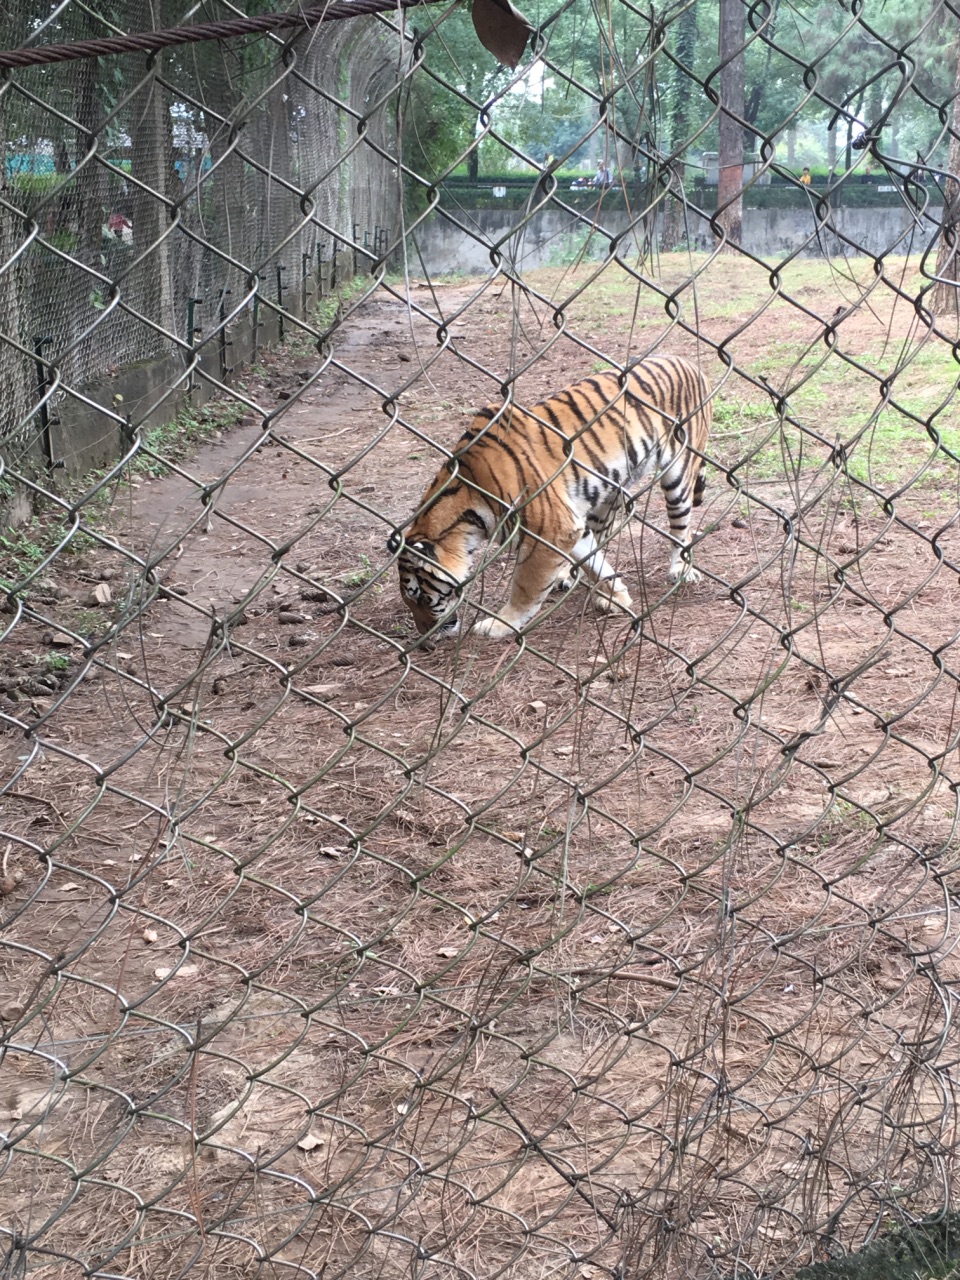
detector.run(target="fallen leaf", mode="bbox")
[154,963,199,981]
[436,946,459,958]
[93,582,112,605]
[297,1132,325,1152]
[143,928,159,944]
[471,0,532,67]
[301,683,341,697]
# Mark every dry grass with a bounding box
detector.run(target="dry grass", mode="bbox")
[2,254,960,1278]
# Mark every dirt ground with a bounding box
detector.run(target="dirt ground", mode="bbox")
[2,255,960,1279]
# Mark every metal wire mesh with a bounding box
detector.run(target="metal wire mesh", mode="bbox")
[2,2,960,1277]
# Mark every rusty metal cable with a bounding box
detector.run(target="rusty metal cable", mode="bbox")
[0,0,441,72]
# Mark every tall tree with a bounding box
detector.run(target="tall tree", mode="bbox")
[716,0,745,246]
[933,50,960,315]
[661,1,699,251]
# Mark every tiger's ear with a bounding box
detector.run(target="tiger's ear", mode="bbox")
[386,530,402,555]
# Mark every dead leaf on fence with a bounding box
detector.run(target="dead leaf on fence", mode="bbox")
[471,0,533,68]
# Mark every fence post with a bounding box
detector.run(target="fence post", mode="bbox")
[218,288,232,379]
[302,251,311,314]
[32,336,55,469]
[251,275,265,364]
[186,297,203,392]
[276,264,286,342]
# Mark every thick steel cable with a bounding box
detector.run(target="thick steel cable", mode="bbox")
[0,0,443,72]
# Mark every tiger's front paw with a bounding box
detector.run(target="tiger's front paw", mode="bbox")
[594,584,633,616]
[472,615,516,641]
[668,563,701,585]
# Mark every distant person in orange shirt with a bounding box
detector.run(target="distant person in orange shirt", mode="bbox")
[800,167,812,185]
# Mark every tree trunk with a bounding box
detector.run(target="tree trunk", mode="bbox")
[716,0,745,248]
[129,1,175,359]
[786,128,796,168]
[660,0,698,252]
[934,53,960,316]
[827,125,837,172]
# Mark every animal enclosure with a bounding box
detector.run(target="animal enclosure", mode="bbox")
[2,3,960,1279]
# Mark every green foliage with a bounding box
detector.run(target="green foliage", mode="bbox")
[341,554,375,588]
[0,526,49,591]
[694,182,922,209]
[438,178,631,211]
[795,1214,960,1279]
[400,7,509,202]
[9,172,63,200]
[401,0,959,209]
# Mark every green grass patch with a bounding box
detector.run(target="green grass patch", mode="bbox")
[521,254,960,503]
[0,525,51,590]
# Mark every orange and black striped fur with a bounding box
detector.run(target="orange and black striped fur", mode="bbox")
[389,354,711,640]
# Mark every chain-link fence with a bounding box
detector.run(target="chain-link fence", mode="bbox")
[2,2,960,1277]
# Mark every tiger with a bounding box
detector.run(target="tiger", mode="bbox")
[388,354,711,641]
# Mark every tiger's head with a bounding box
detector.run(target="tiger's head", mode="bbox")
[387,531,465,637]
[388,484,493,639]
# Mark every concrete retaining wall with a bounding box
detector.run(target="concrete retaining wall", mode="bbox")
[414,203,939,276]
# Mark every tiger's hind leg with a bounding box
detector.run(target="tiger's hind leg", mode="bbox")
[661,455,702,584]
[571,531,633,614]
